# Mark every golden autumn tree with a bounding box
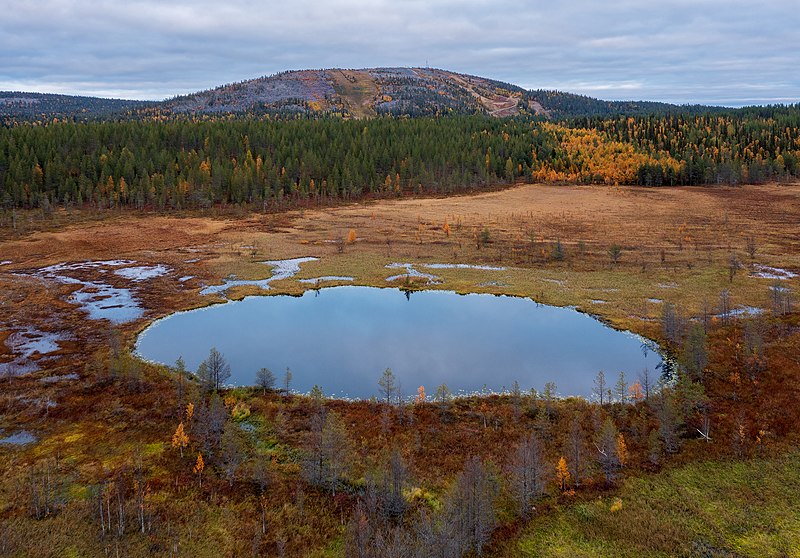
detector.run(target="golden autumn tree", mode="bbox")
[171,422,189,457]
[193,452,205,487]
[628,381,644,402]
[118,177,128,202]
[346,229,357,244]
[617,434,628,467]
[443,220,451,236]
[416,385,426,404]
[556,456,571,492]
[186,402,194,422]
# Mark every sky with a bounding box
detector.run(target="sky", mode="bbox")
[2,0,798,106]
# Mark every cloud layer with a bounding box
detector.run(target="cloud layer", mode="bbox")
[2,0,798,105]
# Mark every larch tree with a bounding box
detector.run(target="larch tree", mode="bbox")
[555,456,571,492]
[595,417,621,484]
[614,371,628,404]
[379,368,398,406]
[220,421,247,486]
[593,371,607,405]
[283,367,293,396]
[443,456,498,557]
[616,434,628,467]
[566,417,588,487]
[508,432,549,518]
[256,367,276,395]
[171,422,189,458]
[193,453,205,488]
[628,380,644,402]
[202,347,231,392]
[434,383,451,411]
[302,410,353,494]
[174,357,187,415]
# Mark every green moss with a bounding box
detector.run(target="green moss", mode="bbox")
[516,451,800,557]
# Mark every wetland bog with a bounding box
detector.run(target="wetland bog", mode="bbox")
[1,182,799,558]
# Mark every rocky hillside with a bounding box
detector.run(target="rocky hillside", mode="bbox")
[1,68,725,121]
[160,67,532,118]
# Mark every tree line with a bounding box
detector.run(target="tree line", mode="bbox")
[2,108,799,210]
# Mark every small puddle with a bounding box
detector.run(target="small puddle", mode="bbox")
[200,257,318,296]
[40,373,80,383]
[299,276,355,284]
[719,306,764,318]
[114,265,171,282]
[0,327,65,375]
[0,431,36,446]
[751,264,798,280]
[385,263,442,284]
[30,260,173,324]
[421,263,506,271]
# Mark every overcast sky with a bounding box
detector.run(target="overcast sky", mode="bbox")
[2,0,798,106]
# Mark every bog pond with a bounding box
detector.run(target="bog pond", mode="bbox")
[135,286,662,399]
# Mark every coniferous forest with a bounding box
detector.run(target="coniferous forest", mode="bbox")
[2,107,799,210]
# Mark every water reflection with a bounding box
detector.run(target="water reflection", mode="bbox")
[135,286,662,399]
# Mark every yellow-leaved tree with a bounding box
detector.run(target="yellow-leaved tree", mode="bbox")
[617,434,628,467]
[193,453,205,487]
[171,422,189,458]
[556,456,571,492]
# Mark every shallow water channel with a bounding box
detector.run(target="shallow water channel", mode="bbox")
[135,286,662,399]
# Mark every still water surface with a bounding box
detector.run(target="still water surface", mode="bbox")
[135,286,661,399]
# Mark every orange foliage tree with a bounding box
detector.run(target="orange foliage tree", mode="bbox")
[556,456,571,492]
[628,381,644,402]
[193,453,205,487]
[171,422,189,458]
[616,434,628,467]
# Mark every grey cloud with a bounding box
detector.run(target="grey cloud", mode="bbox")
[1,0,798,105]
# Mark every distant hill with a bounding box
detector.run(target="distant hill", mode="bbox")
[523,90,726,119]
[0,92,154,120]
[0,68,731,121]
[158,67,528,119]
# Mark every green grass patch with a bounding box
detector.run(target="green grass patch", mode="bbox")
[515,451,800,557]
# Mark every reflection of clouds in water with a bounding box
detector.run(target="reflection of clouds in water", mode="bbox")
[137,286,663,400]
